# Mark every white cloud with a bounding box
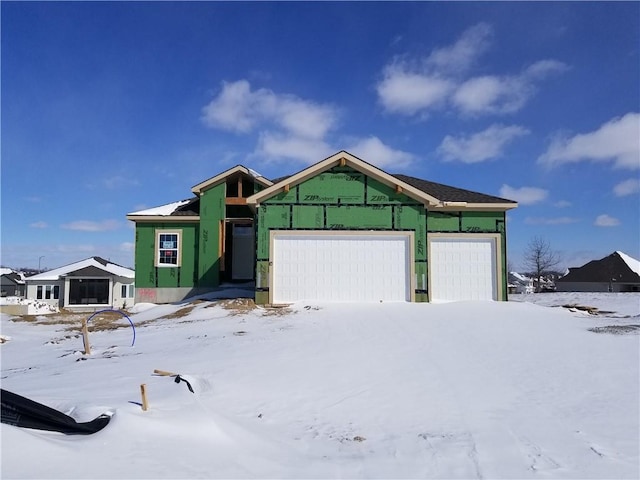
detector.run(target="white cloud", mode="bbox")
[524,217,579,225]
[347,137,414,169]
[524,59,569,79]
[201,80,261,133]
[253,133,335,165]
[376,70,453,115]
[201,80,339,139]
[539,113,640,170]
[613,178,640,196]
[594,214,620,227]
[452,76,529,115]
[103,176,140,189]
[438,124,529,163]
[452,61,567,116]
[425,23,493,75]
[30,221,48,229]
[61,220,121,232]
[119,242,135,252]
[554,200,572,208]
[376,24,567,118]
[499,185,548,205]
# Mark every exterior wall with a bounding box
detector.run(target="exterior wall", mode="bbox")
[556,281,640,293]
[197,183,225,287]
[133,222,200,296]
[255,166,427,304]
[426,210,508,301]
[255,167,509,304]
[25,275,134,310]
[26,280,65,309]
[1,276,25,297]
[132,184,225,305]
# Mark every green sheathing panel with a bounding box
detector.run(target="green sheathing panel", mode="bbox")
[326,206,392,229]
[367,178,421,205]
[427,210,508,300]
[299,171,365,204]
[292,205,324,228]
[255,167,429,303]
[134,222,198,290]
[198,183,225,288]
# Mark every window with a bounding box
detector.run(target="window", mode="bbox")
[156,231,181,267]
[121,284,135,298]
[69,279,109,305]
[37,285,59,300]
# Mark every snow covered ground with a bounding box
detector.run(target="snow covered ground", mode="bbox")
[1,292,638,479]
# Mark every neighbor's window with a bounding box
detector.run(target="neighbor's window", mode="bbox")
[37,285,59,300]
[156,231,181,267]
[121,284,135,298]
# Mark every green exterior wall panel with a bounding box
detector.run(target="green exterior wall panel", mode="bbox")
[298,172,365,204]
[134,222,198,289]
[460,211,503,232]
[367,178,420,205]
[198,183,225,288]
[325,205,392,229]
[263,188,297,204]
[427,212,460,232]
[292,205,324,228]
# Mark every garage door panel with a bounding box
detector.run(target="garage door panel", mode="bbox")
[430,237,498,302]
[272,234,411,303]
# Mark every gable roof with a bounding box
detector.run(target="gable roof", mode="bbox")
[557,251,640,284]
[1,269,25,284]
[247,150,517,210]
[392,174,516,205]
[26,257,134,281]
[191,165,272,195]
[127,198,200,220]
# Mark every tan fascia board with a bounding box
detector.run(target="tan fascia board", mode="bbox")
[246,150,441,207]
[191,165,273,195]
[126,215,200,222]
[431,202,518,212]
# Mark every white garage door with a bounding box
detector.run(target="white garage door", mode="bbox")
[272,233,411,303]
[429,237,498,302]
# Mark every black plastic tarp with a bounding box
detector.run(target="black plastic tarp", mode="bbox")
[1,389,112,435]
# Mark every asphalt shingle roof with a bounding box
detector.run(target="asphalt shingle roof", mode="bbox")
[391,174,516,204]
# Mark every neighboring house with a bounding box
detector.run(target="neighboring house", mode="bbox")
[556,251,640,292]
[1,268,26,297]
[508,272,535,294]
[25,257,135,311]
[127,150,518,304]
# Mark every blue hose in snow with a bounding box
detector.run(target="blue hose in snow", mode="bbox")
[87,309,136,346]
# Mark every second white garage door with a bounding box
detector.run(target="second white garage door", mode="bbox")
[429,236,498,302]
[271,233,412,303]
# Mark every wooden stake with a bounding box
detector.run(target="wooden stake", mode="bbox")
[140,384,149,411]
[153,369,178,377]
[82,318,91,355]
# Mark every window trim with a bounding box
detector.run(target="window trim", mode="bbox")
[155,230,182,267]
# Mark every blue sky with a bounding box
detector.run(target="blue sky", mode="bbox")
[1,2,638,272]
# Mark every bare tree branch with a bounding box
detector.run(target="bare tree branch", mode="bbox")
[523,236,561,293]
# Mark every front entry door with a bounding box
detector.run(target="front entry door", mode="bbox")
[231,224,254,280]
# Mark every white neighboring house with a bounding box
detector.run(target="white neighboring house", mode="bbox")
[25,257,135,312]
[508,272,535,294]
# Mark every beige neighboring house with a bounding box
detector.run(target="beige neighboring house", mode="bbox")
[25,257,135,312]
